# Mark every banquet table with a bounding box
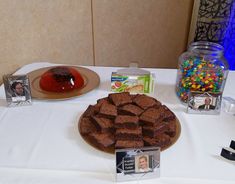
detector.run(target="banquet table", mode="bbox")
[0,62,234,184]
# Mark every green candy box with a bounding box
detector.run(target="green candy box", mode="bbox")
[111,65,154,94]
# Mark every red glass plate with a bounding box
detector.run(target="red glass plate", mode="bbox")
[28,66,100,100]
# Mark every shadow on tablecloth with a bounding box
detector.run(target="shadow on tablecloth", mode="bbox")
[0,99,7,107]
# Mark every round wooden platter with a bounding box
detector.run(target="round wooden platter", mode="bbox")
[78,115,181,154]
[27,66,100,100]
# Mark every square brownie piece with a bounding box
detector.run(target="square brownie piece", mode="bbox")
[162,106,176,121]
[99,103,117,119]
[130,94,139,100]
[142,122,169,138]
[115,127,142,140]
[96,97,110,107]
[139,107,165,126]
[91,116,114,133]
[79,117,97,135]
[143,133,171,148]
[108,92,132,106]
[164,119,177,137]
[115,115,139,129]
[89,132,115,148]
[115,140,144,149]
[83,105,100,117]
[133,94,161,109]
[118,104,143,116]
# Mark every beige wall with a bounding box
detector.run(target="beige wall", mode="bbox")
[93,0,193,68]
[0,0,193,83]
[0,0,94,84]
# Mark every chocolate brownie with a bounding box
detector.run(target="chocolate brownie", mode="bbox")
[89,132,115,149]
[80,117,97,135]
[130,94,139,100]
[143,133,171,148]
[80,92,179,152]
[92,116,114,132]
[162,105,176,121]
[108,92,132,106]
[139,107,165,126]
[165,119,177,137]
[96,97,110,107]
[115,115,139,129]
[118,104,143,116]
[115,140,144,149]
[142,122,169,138]
[133,94,161,109]
[115,127,142,140]
[99,103,117,119]
[83,105,100,117]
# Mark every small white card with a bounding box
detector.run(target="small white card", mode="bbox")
[223,97,235,115]
[115,147,160,182]
[3,75,32,107]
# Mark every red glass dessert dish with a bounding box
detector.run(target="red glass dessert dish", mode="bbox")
[39,66,84,92]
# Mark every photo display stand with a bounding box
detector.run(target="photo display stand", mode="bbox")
[3,75,32,107]
[187,91,222,114]
[115,147,160,182]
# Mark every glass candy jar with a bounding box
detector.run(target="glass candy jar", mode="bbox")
[176,41,229,103]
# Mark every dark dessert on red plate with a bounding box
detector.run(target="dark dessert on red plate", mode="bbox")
[28,65,100,100]
[39,66,84,92]
[78,92,181,154]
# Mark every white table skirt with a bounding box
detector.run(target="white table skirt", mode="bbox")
[0,62,234,184]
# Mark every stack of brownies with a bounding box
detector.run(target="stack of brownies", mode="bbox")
[79,92,177,152]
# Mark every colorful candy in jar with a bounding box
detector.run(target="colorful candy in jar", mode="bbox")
[176,57,225,103]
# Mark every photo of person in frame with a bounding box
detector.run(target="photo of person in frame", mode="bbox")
[10,79,31,103]
[198,96,216,110]
[136,155,152,173]
[3,75,32,107]
[187,92,221,114]
[11,81,25,97]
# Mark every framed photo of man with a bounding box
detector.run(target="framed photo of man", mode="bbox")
[115,147,160,182]
[135,154,153,173]
[187,92,222,114]
[3,75,32,107]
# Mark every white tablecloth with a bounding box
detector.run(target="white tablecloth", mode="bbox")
[0,62,234,184]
